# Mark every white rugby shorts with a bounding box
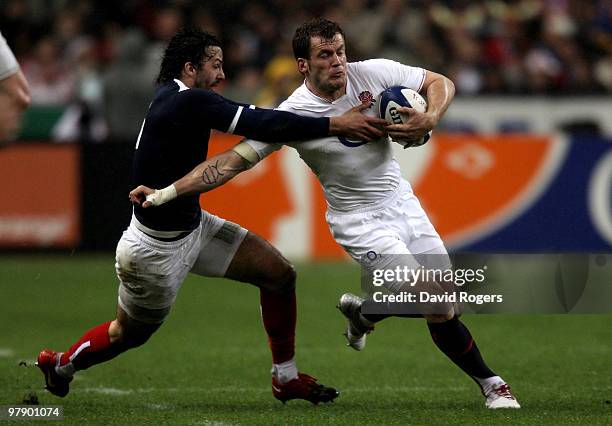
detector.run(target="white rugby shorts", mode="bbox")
[115,211,247,323]
[326,179,445,272]
[0,32,19,80]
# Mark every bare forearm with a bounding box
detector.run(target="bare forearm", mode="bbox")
[174,151,249,197]
[130,144,260,208]
[425,76,455,125]
[0,71,31,109]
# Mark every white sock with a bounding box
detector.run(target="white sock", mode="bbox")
[476,375,504,395]
[54,352,75,378]
[271,358,298,384]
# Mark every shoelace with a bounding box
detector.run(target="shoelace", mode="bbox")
[494,384,515,399]
[296,374,319,389]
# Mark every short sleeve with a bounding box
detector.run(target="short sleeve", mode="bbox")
[244,139,282,160]
[175,87,329,143]
[0,32,20,80]
[356,58,426,92]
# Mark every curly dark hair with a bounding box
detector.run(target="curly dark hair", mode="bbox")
[156,27,222,85]
[292,18,345,60]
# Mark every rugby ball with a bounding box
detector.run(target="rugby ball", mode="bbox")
[378,86,432,148]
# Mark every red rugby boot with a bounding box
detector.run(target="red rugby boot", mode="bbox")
[272,373,339,404]
[36,349,72,397]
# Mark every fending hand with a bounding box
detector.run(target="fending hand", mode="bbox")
[129,185,156,208]
[332,102,389,141]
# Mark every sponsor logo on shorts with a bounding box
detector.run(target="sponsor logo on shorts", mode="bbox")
[366,250,378,261]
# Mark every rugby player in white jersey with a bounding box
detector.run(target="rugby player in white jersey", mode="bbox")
[0,31,30,144]
[130,19,520,409]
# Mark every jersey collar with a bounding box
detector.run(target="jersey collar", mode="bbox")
[303,77,350,105]
[174,78,190,92]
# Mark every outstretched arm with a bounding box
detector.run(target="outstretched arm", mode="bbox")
[182,89,388,144]
[129,141,261,207]
[234,101,388,142]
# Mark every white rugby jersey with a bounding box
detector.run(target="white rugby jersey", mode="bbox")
[246,59,426,213]
[0,31,19,80]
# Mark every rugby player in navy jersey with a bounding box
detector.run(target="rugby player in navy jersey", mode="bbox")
[35,27,387,404]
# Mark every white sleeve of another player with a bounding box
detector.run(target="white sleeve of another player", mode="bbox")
[244,101,296,160]
[244,138,281,161]
[356,58,426,92]
[0,32,20,80]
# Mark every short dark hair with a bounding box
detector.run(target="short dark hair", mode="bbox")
[292,18,345,60]
[156,27,222,85]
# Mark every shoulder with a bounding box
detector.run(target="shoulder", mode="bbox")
[348,59,425,91]
[277,84,330,116]
[176,86,222,103]
[278,84,308,109]
[150,81,231,123]
[156,79,224,103]
[171,85,230,114]
[349,58,410,75]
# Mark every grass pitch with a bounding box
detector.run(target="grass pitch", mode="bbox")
[1,254,611,425]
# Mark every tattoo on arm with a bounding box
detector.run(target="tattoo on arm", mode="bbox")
[201,160,225,185]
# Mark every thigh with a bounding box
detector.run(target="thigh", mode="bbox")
[395,189,445,255]
[224,231,294,289]
[115,227,196,324]
[327,209,415,269]
[412,244,452,270]
[190,212,248,278]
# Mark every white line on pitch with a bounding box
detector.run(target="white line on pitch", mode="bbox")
[0,348,15,357]
[79,385,468,395]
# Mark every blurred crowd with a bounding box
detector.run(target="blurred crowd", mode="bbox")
[2,0,612,141]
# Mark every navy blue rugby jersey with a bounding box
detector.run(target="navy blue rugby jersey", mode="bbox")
[133,79,330,232]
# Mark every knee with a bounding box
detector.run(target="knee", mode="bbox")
[124,332,151,349]
[268,261,296,293]
[279,261,297,290]
[108,319,154,349]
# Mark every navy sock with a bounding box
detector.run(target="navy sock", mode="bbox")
[427,317,496,380]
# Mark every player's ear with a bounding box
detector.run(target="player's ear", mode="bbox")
[183,62,197,77]
[296,58,308,75]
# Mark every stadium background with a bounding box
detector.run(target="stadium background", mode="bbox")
[1,0,611,254]
[1,1,611,424]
